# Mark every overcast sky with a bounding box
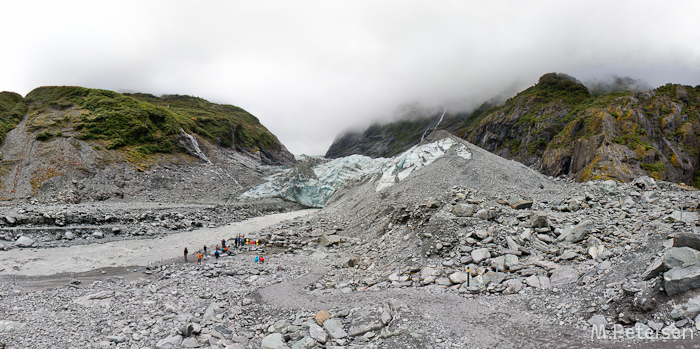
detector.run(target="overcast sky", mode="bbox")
[2,1,699,155]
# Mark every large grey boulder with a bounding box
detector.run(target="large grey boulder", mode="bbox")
[15,236,34,248]
[664,265,700,296]
[549,266,579,285]
[664,247,700,270]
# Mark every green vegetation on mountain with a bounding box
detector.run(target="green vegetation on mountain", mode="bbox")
[23,86,284,158]
[0,91,27,145]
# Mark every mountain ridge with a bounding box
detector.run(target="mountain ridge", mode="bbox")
[325,73,700,187]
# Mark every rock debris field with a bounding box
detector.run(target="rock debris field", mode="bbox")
[1,134,700,348]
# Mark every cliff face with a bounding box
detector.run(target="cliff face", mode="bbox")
[0,86,296,202]
[325,73,700,187]
[540,84,700,185]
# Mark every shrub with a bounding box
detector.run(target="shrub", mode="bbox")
[35,131,54,141]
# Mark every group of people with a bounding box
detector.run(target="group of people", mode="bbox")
[182,235,264,265]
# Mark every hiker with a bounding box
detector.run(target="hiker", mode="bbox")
[184,247,188,262]
[234,236,239,248]
[203,245,207,256]
[260,256,265,263]
[197,251,202,264]
[225,246,229,255]
[214,250,220,259]
[221,239,226,249]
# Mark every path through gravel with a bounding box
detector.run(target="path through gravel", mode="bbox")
[0,209,317,276]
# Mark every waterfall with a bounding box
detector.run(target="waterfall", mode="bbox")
[180,128,212,164]
[180,128,242,189]
[420,107,447,142]
[433,108,446,131]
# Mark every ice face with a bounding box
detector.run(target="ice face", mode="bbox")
[240,138,471,207]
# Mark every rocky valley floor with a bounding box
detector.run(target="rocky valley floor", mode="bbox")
[1,173,700,348]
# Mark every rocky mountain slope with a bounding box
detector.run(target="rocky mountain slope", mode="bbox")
[0,86,295,203]
[325,73,700,188]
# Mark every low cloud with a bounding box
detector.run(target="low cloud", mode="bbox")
[1,1,699,155]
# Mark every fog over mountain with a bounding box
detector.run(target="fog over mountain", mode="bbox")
[1,1,699,155]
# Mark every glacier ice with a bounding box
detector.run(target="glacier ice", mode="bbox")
[239,138,471,207]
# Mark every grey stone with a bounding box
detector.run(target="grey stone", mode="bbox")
[156,335,182,348]
[664,264,700,296]
[502,279,523,294]
[670,295,700,320]
[510,200,533,210]
[475,209,496,221]
[309,251,328,260]
[261,333,286,349]
[323,319,347,339]
[15,236,34,248]
[452,204,475,217]
[64,231,75,240]
[180,323,195,337]
[92,231,104,239]
[471,248,491,264]
[642,257,665,280]
[291,336,316,349]
[181,337,200,348]
[549,266,579,285]
[530,214,549,228]
[664,247,700,270]
[525,275,540,288]
[588,315,607,327]
[449,271,469,284]
[106,336,125,343]
[559,220,594,243]
[309,323,327,343]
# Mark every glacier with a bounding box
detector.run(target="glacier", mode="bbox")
[239,137,471,207]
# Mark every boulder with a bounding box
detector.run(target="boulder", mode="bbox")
[664,265,700,296]
[558,220,594,243]
[315,310,331,326]
[309,323,327,343]
[261,333,286,349]
[664,247,700,270]
[549,266,579,285]
[502,279,523,294]
[323,319,347,339]
[510,200,533,210]
[452,204,475,217]
[156,335,182,348]
[475,209,497,221]
[674,233,700,252]
[530,214,549,229]
[471,248,491,264]
[15,236,34,248]
[291,336,315,349]
[642,258,665,280]
[670,295,700,320]
[449,271,469,284]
